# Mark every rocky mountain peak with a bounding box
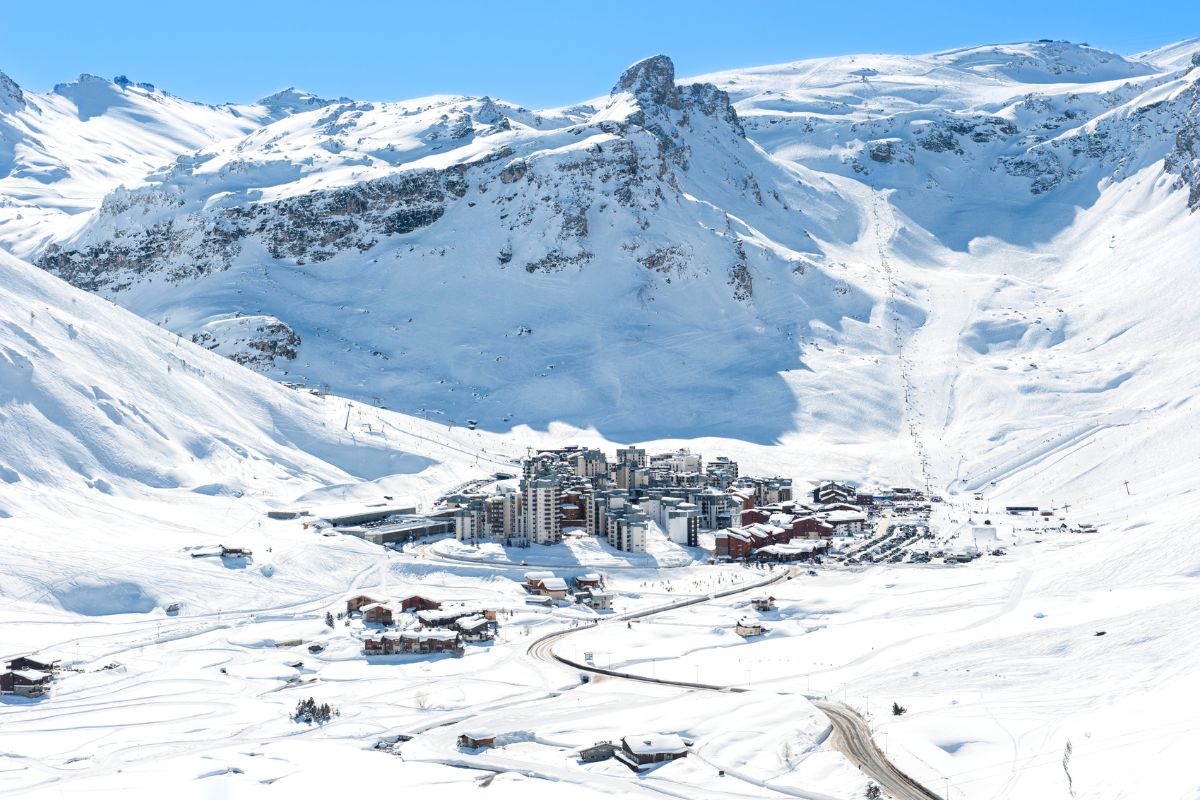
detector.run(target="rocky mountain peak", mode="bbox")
[475,95,508,126]
[256,87,342,116]
[609,54,744,138]
[612,54,681,111]
[0,70,24,110]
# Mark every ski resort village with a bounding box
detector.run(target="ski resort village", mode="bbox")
[3,14,1200,800]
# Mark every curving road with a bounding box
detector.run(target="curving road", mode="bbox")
[813,700,940,800]
[526,567,941,800]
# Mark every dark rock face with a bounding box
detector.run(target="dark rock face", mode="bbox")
[1165,82,1200,211]
[679,83,745,137]
[191,318,301,369]
[613,55,745,139]
[866,140,912,164]
[0,71,24,110]
[918,128,960,153]
[1000,150,1064,194]
[38,166,471,290]
[613,55,681,111]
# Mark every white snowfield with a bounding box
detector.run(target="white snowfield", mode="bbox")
[2,36,1200,800]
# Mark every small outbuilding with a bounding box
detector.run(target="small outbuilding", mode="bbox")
[735,619,766,637]
[579,741,616,763]
[750,596,776,612]
[458,731,496,749]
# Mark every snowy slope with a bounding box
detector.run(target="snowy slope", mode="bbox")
[0,247,435,500]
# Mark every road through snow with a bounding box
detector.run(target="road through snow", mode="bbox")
[525,567,942,800]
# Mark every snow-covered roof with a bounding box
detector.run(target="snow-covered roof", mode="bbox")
[623,733,687,755]
[524,570,556,581]
[460,730,494,740]
[456,615,491,631]
[401,630,459,641]
[757,542,821,554]
[822,510,866,522]
[578,572,601,581]
[11,669,51,681]
[540,577,569,591]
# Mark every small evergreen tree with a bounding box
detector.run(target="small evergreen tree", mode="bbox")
[892,701,907,716]
[865,782,882,799]
[325,611,334,628]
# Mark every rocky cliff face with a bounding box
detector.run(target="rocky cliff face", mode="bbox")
[1165,74,1200,210]
[38,55,798,293]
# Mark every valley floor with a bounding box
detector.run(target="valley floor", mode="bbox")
[3,483,1199,800]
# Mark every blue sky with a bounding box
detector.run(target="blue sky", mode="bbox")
[2,1,1196,106]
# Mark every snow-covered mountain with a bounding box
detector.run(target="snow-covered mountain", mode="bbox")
[32,56,887,443]
[9,39,1200,476]
[0,71,339,254]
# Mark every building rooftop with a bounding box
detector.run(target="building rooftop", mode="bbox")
[623,733,687,756]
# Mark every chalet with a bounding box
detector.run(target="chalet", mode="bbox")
[818,502,862,513]
[579,741,616,763]
[575,572,603,590]
[417,604,492,628]
[714,528,753,560]
[458,731,496,749]
[360,603,397,626]
[456,615,496,642]
[743,522,788,549]
[0,669,52,697]
[220,546,252,558]
[735,619,766,637]
[740,508,772,526]
[787,516,834,540]
[750,596,776,612]
[581,591,613,610]
[363,630,464,656]
[525,595,553,607]
[539,577,570,600]
[813,481,855,505]
[396,594,442,612]
[754,541,828,562]
[346,595,381,614]
[5,656,59,674]
[616,734,688,770]
[821,509,867,536]
[524,570,556,591]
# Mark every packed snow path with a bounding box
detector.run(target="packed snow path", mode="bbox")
[526,567,942,800]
